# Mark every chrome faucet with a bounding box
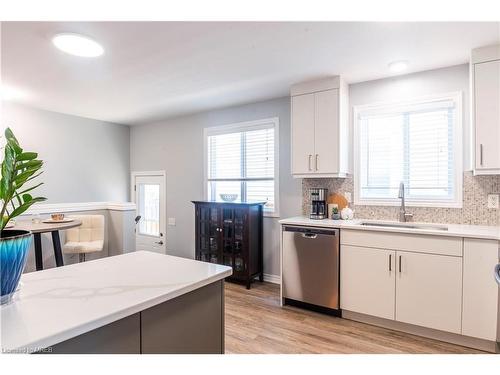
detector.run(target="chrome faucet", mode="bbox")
[398,182,413,222]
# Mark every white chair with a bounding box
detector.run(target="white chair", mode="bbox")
[63,215,105,262]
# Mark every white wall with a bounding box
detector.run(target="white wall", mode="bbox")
[2,103,131,203]
[349,63,471,170]
[130,97,302,278]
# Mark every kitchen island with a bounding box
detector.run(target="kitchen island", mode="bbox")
[1,251,232,354]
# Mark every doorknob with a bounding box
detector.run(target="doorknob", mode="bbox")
[155,240,164,245]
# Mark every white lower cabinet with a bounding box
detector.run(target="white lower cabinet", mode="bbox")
[462,239,500,341]
[395,251,463,334]
[340,245,395,320]
[340,230,468,336]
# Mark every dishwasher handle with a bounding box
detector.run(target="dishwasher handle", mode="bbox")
[283,225,338,236]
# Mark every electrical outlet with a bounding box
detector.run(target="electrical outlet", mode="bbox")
[168,217,176,226]
[487,194,499,209]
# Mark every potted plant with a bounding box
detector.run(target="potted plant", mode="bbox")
[1,127,46,304]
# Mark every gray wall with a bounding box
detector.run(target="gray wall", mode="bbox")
[130,97,302,277]
[2,102,131,203]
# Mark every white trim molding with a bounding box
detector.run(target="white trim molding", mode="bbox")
[261,273,281,284]
[23,201,136,215]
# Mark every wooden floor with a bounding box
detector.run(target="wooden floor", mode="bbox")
[224,281,484,354]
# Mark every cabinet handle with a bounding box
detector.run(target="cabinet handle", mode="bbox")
[308,154,312,171]
[480,144,484,166]
[389,254,392,271]
[315,154,319,171]
[399,255,402,273]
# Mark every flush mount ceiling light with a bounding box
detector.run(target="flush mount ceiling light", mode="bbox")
[388,60,409,73]
[52,33,104,57]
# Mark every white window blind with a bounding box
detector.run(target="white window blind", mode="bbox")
[205,119,278,213]
[355,93,462,207]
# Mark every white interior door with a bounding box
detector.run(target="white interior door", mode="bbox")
[133,173,166,254]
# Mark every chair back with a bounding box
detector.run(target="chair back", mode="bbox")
[65,215,105,243]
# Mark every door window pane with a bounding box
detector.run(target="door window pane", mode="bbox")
[138,183,160,236]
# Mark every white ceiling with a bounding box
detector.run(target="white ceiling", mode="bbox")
[2,22,499,125]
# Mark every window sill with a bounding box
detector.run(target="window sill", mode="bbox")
[354,199,463,209]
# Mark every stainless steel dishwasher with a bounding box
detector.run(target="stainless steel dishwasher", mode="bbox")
[282,225,340,315]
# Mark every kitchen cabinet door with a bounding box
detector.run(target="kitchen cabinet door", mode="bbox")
[462,239,499,341]
[291,93,315,174]
[340,245,396,320]
[314,89,339,174]
[474,59,500,171]
[395,251,462,334]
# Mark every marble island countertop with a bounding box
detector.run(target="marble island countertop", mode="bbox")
[279,216,500,241]
[0,251,232,352]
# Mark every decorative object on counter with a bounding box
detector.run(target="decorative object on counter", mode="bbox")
[309,188,328,219]
[192,200,264,289]
[1,127,46,304]
[327,193,349,211]
[219,193,238,202]
[329,203,341,220]
[341,206,354,220]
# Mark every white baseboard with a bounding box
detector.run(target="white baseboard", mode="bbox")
[23,201,136,215]
[263,273,281,284]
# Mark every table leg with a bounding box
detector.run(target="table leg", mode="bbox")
[51,231,64,267]
[34,233,43,271]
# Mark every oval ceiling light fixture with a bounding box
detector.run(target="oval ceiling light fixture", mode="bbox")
[52,33,104,57]
[388,60,409,73]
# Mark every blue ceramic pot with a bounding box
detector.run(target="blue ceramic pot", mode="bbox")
[1,230,32,304]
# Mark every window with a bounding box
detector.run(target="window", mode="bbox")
[204,118,279,215]
[354,93,462,207]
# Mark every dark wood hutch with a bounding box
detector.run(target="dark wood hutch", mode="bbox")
[192,201,264,289]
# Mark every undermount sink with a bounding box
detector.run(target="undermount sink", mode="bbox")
[359,222,449,231]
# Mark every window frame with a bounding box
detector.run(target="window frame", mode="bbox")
[203,117,280,217]
[353,92,463,208]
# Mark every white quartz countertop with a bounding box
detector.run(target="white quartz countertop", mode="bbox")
[1,251,232,352]
[279,216,500,241]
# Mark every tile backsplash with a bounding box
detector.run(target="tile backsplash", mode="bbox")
[302,172,500,226]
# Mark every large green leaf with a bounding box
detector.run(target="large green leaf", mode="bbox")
[9,197,46,218]
[15,160,43,171]
[1,127,45,234]
[17,152,38,161]
[4,128,22,154]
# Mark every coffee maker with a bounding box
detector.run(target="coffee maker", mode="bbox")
[309,188,328,220]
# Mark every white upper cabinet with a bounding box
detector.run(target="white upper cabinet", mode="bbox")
[290,77,349,178]
[291,93,315,174]
[472,45,500,174]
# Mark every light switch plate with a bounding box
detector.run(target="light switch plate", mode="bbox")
[168,217,176,226]
[487,194,499,209]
